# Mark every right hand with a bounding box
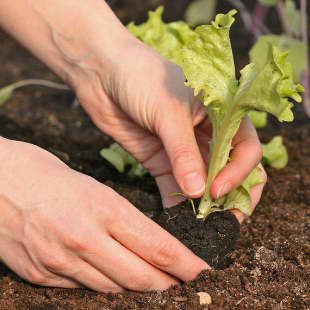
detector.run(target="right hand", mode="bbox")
[0,138,209,292]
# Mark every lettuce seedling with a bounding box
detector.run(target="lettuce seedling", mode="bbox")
[178,11,304,218]
[262,136,288,169]
[130,8,304,219]
[100,143,148,178]
[0,79,69,106]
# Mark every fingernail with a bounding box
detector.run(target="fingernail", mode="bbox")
[182,173,205,196]
[216,182,232,199]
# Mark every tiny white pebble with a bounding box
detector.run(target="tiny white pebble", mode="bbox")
[197,292,212,305]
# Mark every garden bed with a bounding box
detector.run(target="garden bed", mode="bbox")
[0,1,309,309]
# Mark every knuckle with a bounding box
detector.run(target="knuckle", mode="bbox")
[92,186,126,226]
[62,234,88,253]
[127,274,153,291]
[171,145,196,169]
[150,240,178,269]
[23,266,48,286]
[102,286,123,294]
[42,254,69,273]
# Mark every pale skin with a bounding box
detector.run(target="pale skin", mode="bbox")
[0,0,267,292]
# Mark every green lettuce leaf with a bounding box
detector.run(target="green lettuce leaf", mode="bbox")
[100,143,148,178]
[248,111,268,128]
[181,9,238,147]
[250,35,307,82]
[221,167,264,216]
[100,148,125,173]
[235,46,304,122]
[127,6,196,65]
[181,10,238,106]
[262,136,288,169]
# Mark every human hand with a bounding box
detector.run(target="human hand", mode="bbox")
[75,39,267,221]
[0,138,209,292]
[0,0,266,221]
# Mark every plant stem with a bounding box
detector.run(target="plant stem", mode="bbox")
[197,106,244,219]
[276,0,293,38]
[10,79,69,91]
[301,0,310,117]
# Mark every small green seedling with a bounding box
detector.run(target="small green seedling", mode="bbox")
[100,143,148,178]
[0,79,69,106]
[262,136,288,169]
[128,7,304,219]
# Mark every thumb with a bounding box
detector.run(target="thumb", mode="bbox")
[158,112,206,198]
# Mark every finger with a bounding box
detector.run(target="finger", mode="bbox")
[210,117,262,199]
[194,117,212,164]
[140,141,185,208]
[156,115,212,212]
[80,234,179,291]
[138,142,185,208]
[158,108,206,198]
[0,237,81,289]
[155,173,185,208]
[0,197,79,289]
[38,277,83,289]
[37,243,124,292]
[230,163,267,223]
[29,237,124,293]
[20,218,124,293]
[107,201,210,284]
[57,258,124,293]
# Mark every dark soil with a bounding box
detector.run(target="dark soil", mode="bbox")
[0,1,309,309]
[154,206,240,270]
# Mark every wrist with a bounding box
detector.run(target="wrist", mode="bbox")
[0,0,135,88]
[40,0,136,87]
[39,0,135,88]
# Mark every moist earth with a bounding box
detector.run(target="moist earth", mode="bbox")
[154,206,240,270]
[0,0,310,309]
